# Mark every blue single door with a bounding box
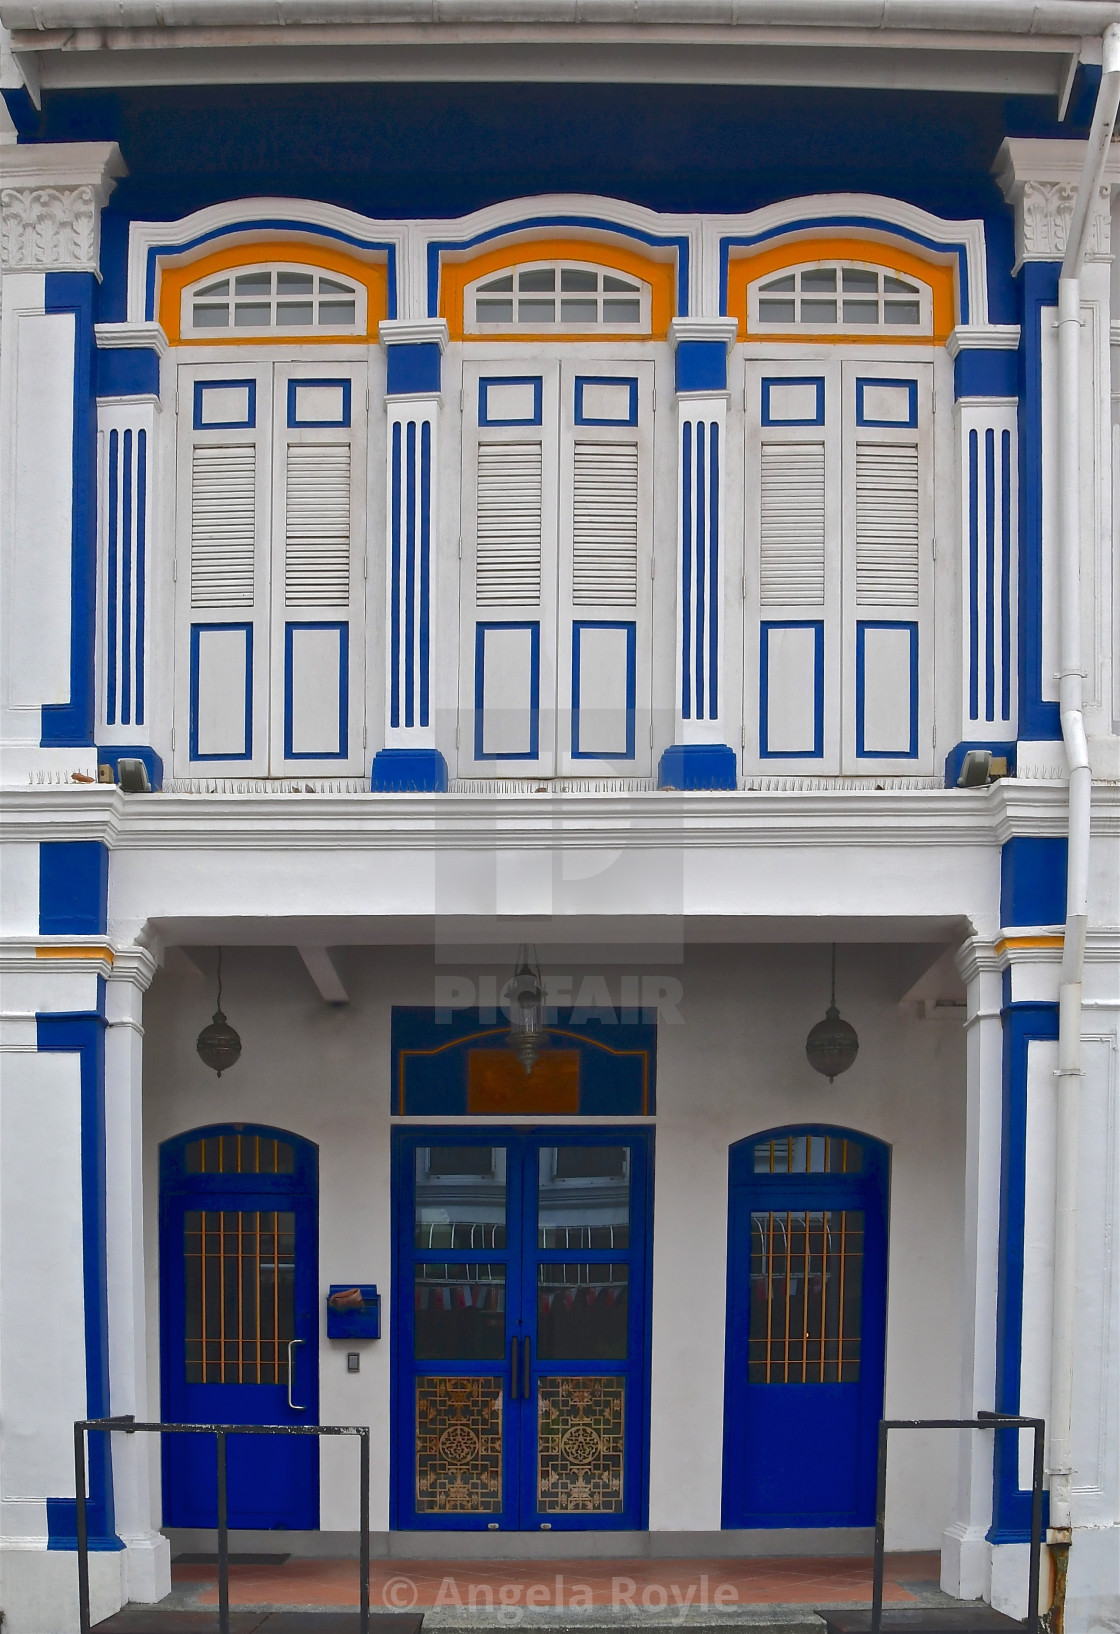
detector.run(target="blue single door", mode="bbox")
[722,1127,888,1528]
[160,1126,320,1530]
[394,1129,650,1530]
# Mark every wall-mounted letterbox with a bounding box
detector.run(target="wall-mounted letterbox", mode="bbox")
[326,1285,380,1340]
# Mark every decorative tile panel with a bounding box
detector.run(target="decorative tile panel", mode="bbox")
[415,1375,503,1513]
[537,1375,625,1512]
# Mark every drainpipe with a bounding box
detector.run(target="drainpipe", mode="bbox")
[1046,22,1120,1597]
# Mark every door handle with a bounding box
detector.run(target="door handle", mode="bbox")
[510,1336,520,1400]
[522,1333,531,1401]
[287,1338,306,1411]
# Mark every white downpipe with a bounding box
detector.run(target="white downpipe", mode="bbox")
[1047,21,1120,1541]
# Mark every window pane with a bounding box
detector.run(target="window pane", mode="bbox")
[518,268,555,291]
[884,300,921,324]
[758,298,796,323]
[197,279,231,298]
[518,299,555,323]
[475,299,514,323]
[883,275,917,293]
[537,1264,628,1360]
[317,275,352,293]
[843,299,879,323]
[318,300,356,325]
[752,1134,862,1174]
[800,268,837,291]
[603,298,641,322]
[234,303,271,326]
[185,1134,295,1174]
[193,305,230,328]
[413,1263,506,1359]
[561,268,599,291]
[538,1146,629,1249]
[276,271,314,291]
[415,1146,507,1250]
[842,268,879,291]
[276,301,314,325]
[478,274,514,292]
[561,298,598,323]
[801,299,837,323]
[760,274,796,292]
[234,271,272,293]
[602,274,638,292]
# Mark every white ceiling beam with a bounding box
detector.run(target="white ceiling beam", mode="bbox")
[298,945,348,1005]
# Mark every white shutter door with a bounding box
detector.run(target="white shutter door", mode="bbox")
[270,364,366,776]
[840,362,933,773]
[557,363,654,775]
[457,362,559,777]
[174,363,271,776]
[743,363,841,774]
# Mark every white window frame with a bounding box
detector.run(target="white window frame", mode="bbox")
[464,260,651,335]
[180,261,368,340]
[747,260,933,338]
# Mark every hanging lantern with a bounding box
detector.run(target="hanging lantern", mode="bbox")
[806,944,859,1083]
[196,948,242,1077]
[506,949,549,1075]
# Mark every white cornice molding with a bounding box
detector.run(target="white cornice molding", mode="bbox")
[379,318,448,351]
[669,317,738,351]
[1,139,125,274]
[995,137,1120,270]
[947,324,1021,358]
[94,320,169,356]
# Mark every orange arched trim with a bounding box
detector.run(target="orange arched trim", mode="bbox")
[159,240,389,345]
[440,237,675,342]
[727,236,956,346]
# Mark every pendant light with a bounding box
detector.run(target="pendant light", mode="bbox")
[805,943,859,1083]
[196,948,242,1078]
[506,947,549,1075]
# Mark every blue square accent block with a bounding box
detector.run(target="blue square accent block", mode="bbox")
[1001,836,1068,929]
[39,841,109,934]
[674,341,727,395]
[385,343,442,397]
[370,749,448,792]
[657,743,737,790]
[327,1285,380,1339]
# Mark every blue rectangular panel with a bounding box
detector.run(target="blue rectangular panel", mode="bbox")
[474,622,540,760]
[283,621,348,760]
[855,621,918,758]
[855,377,917,428]
[286,377,352,428]
[759,622,824,758]
[571,622,636,760]
[39,841,109,935]
[189,623,253,761]
[1000,837,1067,929]
[761,377,825,426]
[479,376,543,426]
[193,379,256,430]
[574,376,638,426]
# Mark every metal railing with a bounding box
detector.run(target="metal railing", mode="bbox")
[74,1417,370,1634]
[870,1413,1045,1634]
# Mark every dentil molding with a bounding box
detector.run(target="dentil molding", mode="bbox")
[1,141,126,274]
[995,137,1120,269]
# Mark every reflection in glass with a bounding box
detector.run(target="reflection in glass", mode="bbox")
[538,1146,629,1249]
[414,1264,506,1359]
[537,1264,628,1359]
[415,1146,507,1250]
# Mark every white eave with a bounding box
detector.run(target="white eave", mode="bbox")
[1,0,1116,93]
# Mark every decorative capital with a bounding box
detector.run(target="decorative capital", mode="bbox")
[1,141,126,274]
[994,137,1120,269]
[668,317,739,352]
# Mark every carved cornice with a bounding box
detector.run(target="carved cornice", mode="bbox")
[1,141,126,274]
[995,137,1120,270]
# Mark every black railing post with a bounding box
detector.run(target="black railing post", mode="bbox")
[1027,1420,1045,1634]
[359,1428,370,1634]
[216,1430,230,1634]
[870,1419,889,1634]
[75,1421,91,1634]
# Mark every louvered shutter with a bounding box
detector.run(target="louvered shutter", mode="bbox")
[556,363,654,776]
[270,364,366,775]
[841,362,933,772]
[457,362,559,776]
[175,364,272,775]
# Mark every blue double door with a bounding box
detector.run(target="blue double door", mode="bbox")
[160,1125,320,1530]
[394,1128,651,1530]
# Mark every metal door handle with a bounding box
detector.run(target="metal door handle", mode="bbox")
[522,1333,531,1400]
[287,1338,306,1411]
[510,1336,520,1400]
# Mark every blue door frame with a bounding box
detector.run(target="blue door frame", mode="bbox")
[160,1124,320,1530]
[722,1125,889,1529]
[392,1127,652,1530]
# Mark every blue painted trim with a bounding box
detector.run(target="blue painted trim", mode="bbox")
[144,223,397,323]
[479,375,543,426]
[474,622,540,761]
[759,621,825,759]
[38,998,120,1551]
[370,748,448,792]
[855,376,917,428]
[709,424,720,720]
[574,375,638,426]
[991,993,1057,1542]
[95,347,160,400]
[1000,837,1067,929]
[136,429,147,726]
[42,273,97,749]
[984,428,996,724]
[106,429,119,726]
[39,841,109,936]
[1001,428,1012,726]
[657,743,737,790]
[386,342,441,397]
[954,350,1017,400]
[761,376,825,426]
[969,428,979,722]
[96,746,164,790]
[193,378,256,431]
[426,215,689,319]
[681,418,693,721]
[405,423,416,727]
[189,622,253,762]
[571,621,636,760]
[121,429,133,727]
[283,621,349,760]
[694,422,707,718]
[419,420,431,729]
[390,420,402,731]
[1018,264,1061,740]
[855,621,919,759]
[286,376,351,428]
[675,340,727,395]
[942,740,1015,789]
[719,218,971,324]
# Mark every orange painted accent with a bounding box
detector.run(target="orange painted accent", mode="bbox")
[440,237,675,342]
[36,945,114,963]
[467,1049,581,1114]
[727,235,956,345]
[994,934,1065,955]
[159,240,389,346]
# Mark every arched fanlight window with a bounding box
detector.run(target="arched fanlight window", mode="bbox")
[181,262,367,338]
[465,261,651,333]
[748,261,933,335]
